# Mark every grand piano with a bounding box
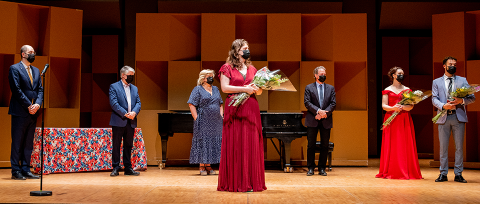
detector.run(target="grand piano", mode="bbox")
[158,112,307,172]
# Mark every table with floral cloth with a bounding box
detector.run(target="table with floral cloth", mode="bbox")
[30,128,147,174]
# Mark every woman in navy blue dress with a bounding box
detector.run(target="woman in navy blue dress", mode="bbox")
[188,69,224,176]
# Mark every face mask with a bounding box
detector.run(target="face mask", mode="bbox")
[25,53,35,63]
[396,74,404,82]
[318,75,326,82]
[206,76,214,84]
[241,49,250,59]
[447,66,456,74]
[125,75,134,84]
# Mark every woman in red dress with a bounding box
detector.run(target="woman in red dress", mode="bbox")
[217,39,267,192]
[376,66,423,180]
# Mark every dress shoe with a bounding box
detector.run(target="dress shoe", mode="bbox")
[306,169,314,176]
[11,172,26,180]
[23,172,39,179]
[124,168,140,176]
[318,168,327,176]
[435,174,448,182]
[110,168,120,177]
[454,175,467,183]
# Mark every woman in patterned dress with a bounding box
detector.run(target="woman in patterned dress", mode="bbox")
[188,69,224,176]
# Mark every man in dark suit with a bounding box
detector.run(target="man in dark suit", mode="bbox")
[304,66,336,176]
[8,45,43,180]
[109,65,141,176]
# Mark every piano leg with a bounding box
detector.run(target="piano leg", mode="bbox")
[280,137,296,173]
[160,135,169,169]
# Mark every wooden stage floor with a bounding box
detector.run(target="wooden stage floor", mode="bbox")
[1,159,479,203]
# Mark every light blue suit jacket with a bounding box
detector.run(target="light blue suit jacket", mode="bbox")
[109,80,141,128]
[432,75,475,124]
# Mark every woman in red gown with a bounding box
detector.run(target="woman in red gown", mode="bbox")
[376,66,423,180]
[217,39,267,192]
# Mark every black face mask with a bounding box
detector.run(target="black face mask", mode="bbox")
[447,66,456,74]
[396,74,404,82]
[241,49,250,59]
[25,53,35,63]
[206,76,214,84]
[318,75,326,82]
[125,75,134,84]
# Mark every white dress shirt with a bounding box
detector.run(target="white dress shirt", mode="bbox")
[122,80,131,112]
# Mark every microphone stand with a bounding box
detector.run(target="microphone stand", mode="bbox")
[30,65,52,196]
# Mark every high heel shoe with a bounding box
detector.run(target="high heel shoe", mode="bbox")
[200,164,207,176]
[205,165,216,175]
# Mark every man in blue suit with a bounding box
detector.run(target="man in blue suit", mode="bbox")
[109,65,141,176]
[8,45,43,180]
[304,66,336,176]
[432,56,475,183]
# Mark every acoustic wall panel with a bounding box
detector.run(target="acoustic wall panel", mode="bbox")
[48,6,83,58]
[16,4,49,57]
[201,14,235,61]
[267,14,301,61]
[136,14,170,61]
[332,14,367,62]
[235,14,267,61]
[301,15,333,61]
[168,61,201,110]
[0,1,18,54]
[334,61,367,110]
[136,61,168,110]
[170,14,201,61]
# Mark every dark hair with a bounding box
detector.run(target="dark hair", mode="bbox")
[443,56,457,65]
[226,39,252,69]
[387,66,403,82]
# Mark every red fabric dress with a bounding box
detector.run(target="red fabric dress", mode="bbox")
[217,64,267,192]
[376,89,423,180]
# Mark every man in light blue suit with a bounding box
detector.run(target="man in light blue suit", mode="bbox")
[432,56,475,183]
[109,65,141,177]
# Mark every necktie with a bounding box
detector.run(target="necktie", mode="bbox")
[447,78,453,101]
[319,84,324,108]
[26,66,33,86]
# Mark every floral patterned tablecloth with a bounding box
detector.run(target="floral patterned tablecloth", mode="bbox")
[31,128,147,174]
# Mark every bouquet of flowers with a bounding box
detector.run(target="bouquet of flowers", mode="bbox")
[432,84,480,123]
[228,67,297,107]
[381,90,432,130]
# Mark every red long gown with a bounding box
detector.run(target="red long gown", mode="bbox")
[376,89,423,180]
[217,64,267,192]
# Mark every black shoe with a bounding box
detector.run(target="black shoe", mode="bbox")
[23,172,39,179]
[435,174,448,182]
[11,172,26,180]
[306,169,314,176]
[454,175,467,183]
[110,168,120,177]
[318,168,327,176]
[124,168,140,176]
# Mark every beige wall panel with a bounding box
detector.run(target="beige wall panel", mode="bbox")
[168,61,201,110]
[301,14,333,61]
[16,4,49,56]
[45,108,80,128]
[48,7,83,58]
[201,14,235,61]
[333,14,367,62]
[432,12,466,62]
[331,111,368,165]
[334,61,367,110]
[137,110,166,165]
[0,1,18,54]
[267,14,301,61]
[136,14,170,61]
[136,61,168,110]
[170,14,201,61]
[0,107,12,167]
[300,61,335,111]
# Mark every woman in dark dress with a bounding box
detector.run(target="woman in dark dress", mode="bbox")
[188,69,223,176]
[217,39,267,192]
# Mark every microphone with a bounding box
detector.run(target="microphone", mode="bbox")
[41,64,49,76]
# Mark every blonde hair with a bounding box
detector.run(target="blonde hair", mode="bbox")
[197,69,215,85]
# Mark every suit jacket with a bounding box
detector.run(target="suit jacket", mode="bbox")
[109,80,141,128]
[432,75,475,124]
[304,82,336,128]
[8,62,43,117]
